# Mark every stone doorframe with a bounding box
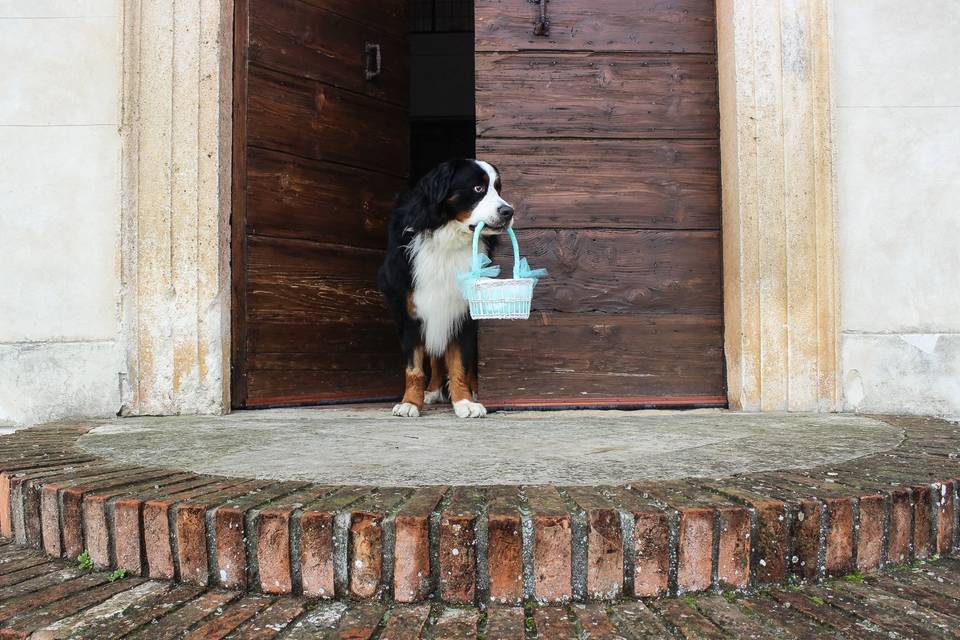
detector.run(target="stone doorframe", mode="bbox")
[717,0,839,411]
[119,0,839,415]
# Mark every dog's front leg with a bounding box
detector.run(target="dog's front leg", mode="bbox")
[424,356,448,405]
[393,344,425,417]
[445,343,486,418]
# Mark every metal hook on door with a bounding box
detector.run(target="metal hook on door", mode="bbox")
[528,0,550,37]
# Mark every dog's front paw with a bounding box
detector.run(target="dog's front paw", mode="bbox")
[453,400,487,418]
[392,402,421,418]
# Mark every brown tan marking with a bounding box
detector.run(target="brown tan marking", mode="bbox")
[427,356,446,395]
[406,291,417,318]
[401,344,426,409]
[444,342,472,404]
[467,366,478,397]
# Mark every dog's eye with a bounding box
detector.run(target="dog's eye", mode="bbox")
[474,185,486,193]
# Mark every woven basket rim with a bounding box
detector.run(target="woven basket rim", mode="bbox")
[471,277,537,287]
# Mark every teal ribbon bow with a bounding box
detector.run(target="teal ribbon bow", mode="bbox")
[515,257,548,280]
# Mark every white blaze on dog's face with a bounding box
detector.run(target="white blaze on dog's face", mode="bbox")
[456,160,514,233]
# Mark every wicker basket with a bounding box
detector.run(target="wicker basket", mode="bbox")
[460,223,544,320]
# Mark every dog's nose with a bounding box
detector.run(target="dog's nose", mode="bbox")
[498,205,514,220]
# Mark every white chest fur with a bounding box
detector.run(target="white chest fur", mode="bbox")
[409,225,482,356]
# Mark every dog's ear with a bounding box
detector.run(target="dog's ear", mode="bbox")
[418,159,457,205]
[406,159,458,231]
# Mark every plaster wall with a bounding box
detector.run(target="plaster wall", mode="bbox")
[832,1,960,419]
[0,1,124,425]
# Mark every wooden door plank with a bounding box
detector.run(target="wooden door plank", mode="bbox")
[245,147,402,249]
[478,139,720,230]
[297,0,405,30]
[245,236,386,324]
[476,0,716,53]
[476,53,719,139]
[478,313,725,405]
[247,65,408,176]
[246,320,397,360]
[492,229,723,315]
[249,0,408,103]
[245,368,400,406]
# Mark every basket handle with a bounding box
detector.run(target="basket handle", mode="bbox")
[472,222,522,279]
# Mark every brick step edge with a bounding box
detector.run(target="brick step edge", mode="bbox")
[0,416,957,605]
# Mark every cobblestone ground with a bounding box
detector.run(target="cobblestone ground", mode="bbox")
[2,540,959,639]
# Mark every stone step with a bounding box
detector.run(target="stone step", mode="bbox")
[0,416,958,606]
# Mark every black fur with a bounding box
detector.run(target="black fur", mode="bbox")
[377,159,502,375]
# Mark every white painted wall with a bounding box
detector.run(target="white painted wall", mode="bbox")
[832,1,960,419]
[0,1,124,425]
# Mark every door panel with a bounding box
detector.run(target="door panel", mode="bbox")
[476,139,721,230]
[249,0,408,103]
[499,229,723,315]
[476,0,716,53]
[475,0,725,407]
[245,148,402,249]
[233,0,407,407]
[476,53,719,139]
[247,66,408,176]
[245,238,386,322]
[479,314,725,405]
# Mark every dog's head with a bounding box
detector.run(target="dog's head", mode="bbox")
[413,159,514,235]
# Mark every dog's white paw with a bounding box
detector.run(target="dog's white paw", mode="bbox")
[424,388,447,405]
[454,400,487,418]
[392,402,421,418]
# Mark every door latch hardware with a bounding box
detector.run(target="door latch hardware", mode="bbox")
[529,0,549,37]
[364,42,381,80]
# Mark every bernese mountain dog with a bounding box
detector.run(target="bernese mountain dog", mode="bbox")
[378,159,514,418]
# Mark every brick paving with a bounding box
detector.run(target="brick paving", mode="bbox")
[1,541,960,638]
[0,415,958,610]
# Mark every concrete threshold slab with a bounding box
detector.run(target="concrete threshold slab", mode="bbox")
[77,408,903,486]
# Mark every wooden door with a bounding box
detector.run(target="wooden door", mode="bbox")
[232,0,408,407]
[475,0,725,408]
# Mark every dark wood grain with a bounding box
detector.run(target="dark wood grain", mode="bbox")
[493,229,722,315]
[245,367,401,406]
[478,313,725,404]
[247,333,398,372]
[245,236,386,323]
[246,320,396,357]
[242,237,397,406]
[476,0,716,54]
[245,147,402,249]
[235,0,408,408]
[475,2,724,407]
[249,0,408,104]
[481,139,720,230]
[247,64,408,176]
[298,0,405,29]
[476,53,718,139]
[231,0,251,408]
[245,319,401,405]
